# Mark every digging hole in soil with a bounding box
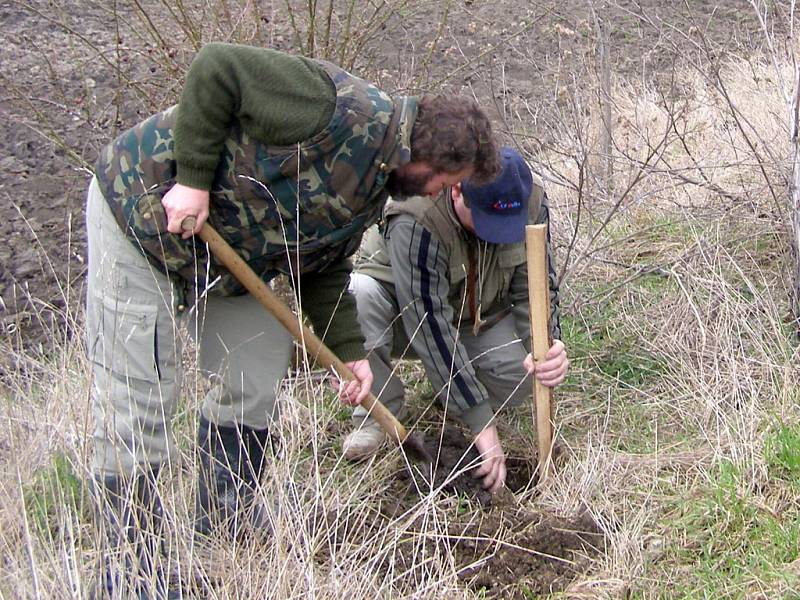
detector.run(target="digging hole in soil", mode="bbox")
[386,425,604,598]
[398,425,537,505]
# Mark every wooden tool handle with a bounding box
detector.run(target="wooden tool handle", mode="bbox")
[181,217,409,444]
[526,224,554,479]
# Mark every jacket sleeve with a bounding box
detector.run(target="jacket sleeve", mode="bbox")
[174,43,335,190]
[508,192,561,350]
[297,258,366,363]
[386,215,495,435]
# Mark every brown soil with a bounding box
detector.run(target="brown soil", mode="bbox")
[397,425,534,506]
[389,508,604,599]
[456,510,603,598]
[381,424,602,598]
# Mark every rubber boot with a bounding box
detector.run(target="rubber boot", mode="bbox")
[195,417,273,538]
[91,467,180,599]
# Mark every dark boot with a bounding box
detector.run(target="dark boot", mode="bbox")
[91,467,180,599]
[195,417,273,538]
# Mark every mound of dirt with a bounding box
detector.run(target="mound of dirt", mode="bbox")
[383,504,603,598]
[380,425,604,597]
[454,509,604,598]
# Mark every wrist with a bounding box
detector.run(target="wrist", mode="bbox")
[461,401,494,435]
[176,165,214,191]
[332,342,367,363]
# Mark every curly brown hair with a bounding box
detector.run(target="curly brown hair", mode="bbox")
[410,95,499,184]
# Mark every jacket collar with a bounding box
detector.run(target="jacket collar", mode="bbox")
[380,96,418,172]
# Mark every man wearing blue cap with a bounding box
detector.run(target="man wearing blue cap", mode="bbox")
[344,147,568,492]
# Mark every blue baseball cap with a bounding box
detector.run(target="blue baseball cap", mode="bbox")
[460,147,532,244]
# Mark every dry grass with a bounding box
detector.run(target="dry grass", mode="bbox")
[530,44,800,598]
[3,1,800,598]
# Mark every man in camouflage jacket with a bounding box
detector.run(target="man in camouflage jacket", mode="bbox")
[344,148,569,493]
[86,42,497,597]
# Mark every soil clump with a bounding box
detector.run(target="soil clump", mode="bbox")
[383,424,603,598]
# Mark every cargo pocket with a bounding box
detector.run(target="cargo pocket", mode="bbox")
[89,294,160,383]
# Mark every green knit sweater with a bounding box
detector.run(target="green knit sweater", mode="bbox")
[173,43,367,361]
[175,43,336,190]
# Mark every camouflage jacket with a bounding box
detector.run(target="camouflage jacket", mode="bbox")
[95,61,416,296]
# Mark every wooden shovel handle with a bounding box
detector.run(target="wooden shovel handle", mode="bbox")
[181,217,409,444]
[526,224,554,479]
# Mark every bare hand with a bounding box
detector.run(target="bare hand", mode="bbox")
[473,425,506,494]
[335,359,374,406]
[161,183,210,239]
[524,339,569,388]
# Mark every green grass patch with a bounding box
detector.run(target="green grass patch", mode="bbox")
[561,314,666,389]
[766,422,800,483]
[23,452,89,539]
[664,461,800,597]
[731,230,784,258]
[635,271,675,295]
[611,400,658,453]
[328,392,357,423]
